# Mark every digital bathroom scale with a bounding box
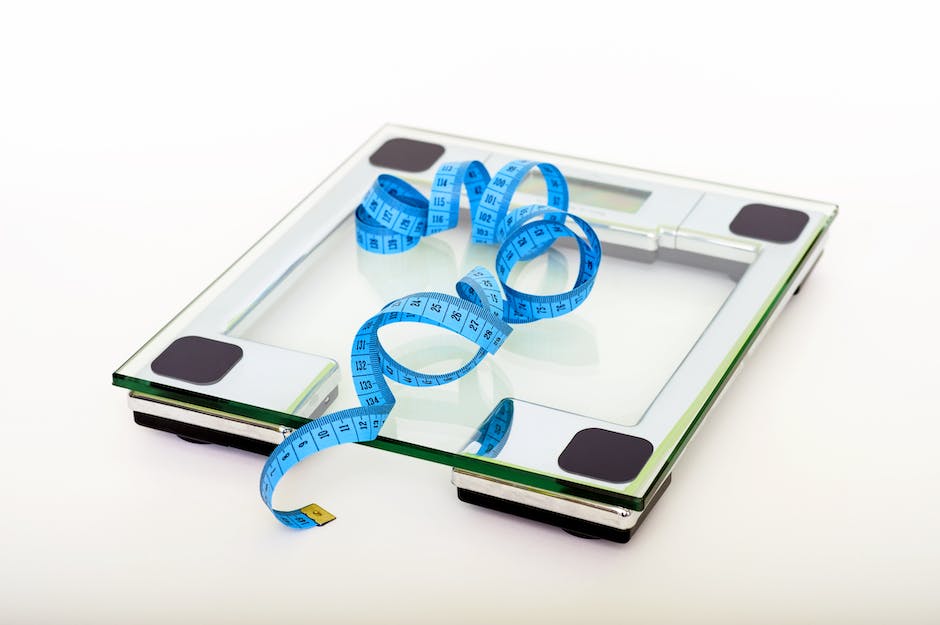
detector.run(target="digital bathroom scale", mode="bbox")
[113,125,837,542]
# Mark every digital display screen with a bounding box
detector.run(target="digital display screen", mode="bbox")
[517,171,651,214]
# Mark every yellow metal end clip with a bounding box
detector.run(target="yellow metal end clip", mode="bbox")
[300,503,336,526]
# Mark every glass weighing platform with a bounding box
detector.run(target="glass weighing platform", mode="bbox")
[113,125,837,542]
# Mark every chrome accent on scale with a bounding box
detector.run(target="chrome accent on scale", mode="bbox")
[451,468,666,531]
[128,392,293,445]
[662,232,830,459]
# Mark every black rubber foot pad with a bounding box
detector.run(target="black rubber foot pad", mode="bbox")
[177,435,211,445]
[150,336,243,385]
[729,203,809,244]
[369,138,445,172]
[557,428,653,483]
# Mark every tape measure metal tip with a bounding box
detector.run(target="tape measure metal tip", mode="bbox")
[300,503,337,526]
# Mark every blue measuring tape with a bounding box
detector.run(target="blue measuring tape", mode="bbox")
[471,398,514,458]
[260,159,602,529]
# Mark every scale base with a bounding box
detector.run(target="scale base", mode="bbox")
[452,468,671,543]
[133,411,279,455]
[128,392,668,542]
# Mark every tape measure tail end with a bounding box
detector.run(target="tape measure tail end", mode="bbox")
[300,503,337,526]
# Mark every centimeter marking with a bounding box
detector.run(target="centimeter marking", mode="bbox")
[261,158,602,530]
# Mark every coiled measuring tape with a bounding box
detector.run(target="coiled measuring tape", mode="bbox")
[260,159,602,529]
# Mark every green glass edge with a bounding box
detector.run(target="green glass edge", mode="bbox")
[115,380,649,509]
[285,362,338,413]
[622,219,830,501]
[113,374,313,430]
[112,217,831,512]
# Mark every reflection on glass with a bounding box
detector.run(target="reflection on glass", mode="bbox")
[463,399,514,458]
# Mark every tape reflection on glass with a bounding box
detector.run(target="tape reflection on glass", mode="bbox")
[466,399,514,458]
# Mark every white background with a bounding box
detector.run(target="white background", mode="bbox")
[1,1,938,623]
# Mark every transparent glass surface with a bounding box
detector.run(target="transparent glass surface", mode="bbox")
[231,213,738,453]
[113,126,837,509]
